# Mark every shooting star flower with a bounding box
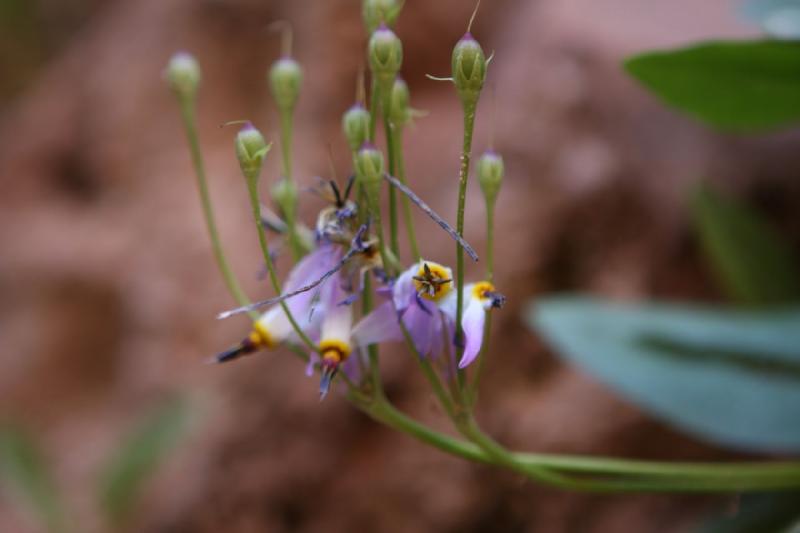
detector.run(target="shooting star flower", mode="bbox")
[444,281,505,368]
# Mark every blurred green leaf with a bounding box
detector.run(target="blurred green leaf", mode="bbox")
[743,0,800,40]
[0,427,67,533]
[624,40,800,131]
[699,491,800,533]
[98,398,191,527]
[529,297,800,451]
[691,183,800,306]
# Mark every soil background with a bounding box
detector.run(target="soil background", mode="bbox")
[1,1,798,532]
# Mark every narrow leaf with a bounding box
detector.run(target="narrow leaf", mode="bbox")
[624,40,800,131]
[691,182,800,306]
[97,398,191,526]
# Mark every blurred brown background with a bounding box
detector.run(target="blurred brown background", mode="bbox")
[2,0,799,531]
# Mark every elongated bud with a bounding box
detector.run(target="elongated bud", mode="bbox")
[362,0,402,33]
[235,123,271,180]
[477,150,504,206]
[271,177,298,220]
[451,33,486,107]
[354,143,384,191]
[166,52,201,97]
[342,104,371,152]
[368,25,402,90]
[388,77,410,127]
[269,57,302,111]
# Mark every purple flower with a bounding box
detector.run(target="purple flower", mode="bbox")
[442,281,506,368]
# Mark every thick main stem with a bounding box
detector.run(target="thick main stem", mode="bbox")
[393,132,421,259]
[178,98,255,319]
[454,101,477,387]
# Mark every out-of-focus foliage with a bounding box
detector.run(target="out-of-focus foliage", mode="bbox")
[98,397,191,527]
[691,183,800,306]
[698,491,800,533]
[530,296,800,452]
[624,41,800,131]
[0,427,67,533]
[743,0,800,40]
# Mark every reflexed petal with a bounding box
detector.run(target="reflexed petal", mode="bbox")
[351,301,403,347]
[393,263,418,310]
[285,244,341,293]
[305,352,320,377]
[459,299,486,368]
[403,300,436,356]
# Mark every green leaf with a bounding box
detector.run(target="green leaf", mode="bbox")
[699,491,800,533]
[691,183,800,306]
[624,40,800,131]
[0,427,67,533]
[529,296,800,451]
[97,398,191,527]
[743,0,800,40]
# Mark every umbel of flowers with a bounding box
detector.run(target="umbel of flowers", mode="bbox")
[164,0,800,494]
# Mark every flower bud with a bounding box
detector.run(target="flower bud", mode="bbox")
[166,52,201,97]
[477,150,504,206]
[342,104,371,152]
[354,143,385,189]
[271,177,298,219]
[362,0,402,33]
[368,25,403,87]
[235,123,271,180]
[269,57,302,111]
[451,33,486,106]
[388,77,410,127]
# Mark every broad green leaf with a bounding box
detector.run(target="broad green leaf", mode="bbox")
[529,296,800,451]
[97,398,191,527]
[624,40,800,131]
[698,491,800,533]
[743,0,800,40]
[0,428,67,533]
[691,183,800,306]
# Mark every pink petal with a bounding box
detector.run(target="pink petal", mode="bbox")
[351,301,403,348]
[458,300,486,368]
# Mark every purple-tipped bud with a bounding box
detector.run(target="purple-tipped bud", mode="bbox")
[342,104,371,152]
[362,0,402,33]
[165,52,201,97]
[368,25,403,82]
[477,150,504,206]
[451,33,487,106]
[269,57,302,111]
[234,123,270,180]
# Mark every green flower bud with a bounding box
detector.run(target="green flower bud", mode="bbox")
[342,104,371,152]
[354,143,385,189]
[451,33,486,106]
[235,123,271,180]
[165,52,201,97]
[368,24,403,86]
[269,57,302,111]
[362,0,402,33]
[477,150,504,206]
[271,177,298,220]
[388,77,410,127]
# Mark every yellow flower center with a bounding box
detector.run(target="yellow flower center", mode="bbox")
[413,261,453,301]
[319,339,352,363]
[471,281,496,302]
[251,323,276,349]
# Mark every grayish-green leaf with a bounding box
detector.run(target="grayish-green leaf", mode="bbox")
[529,296,800,451]
[691,183,800,306]
[98,398,191,526]
[624,40,800,131]
[743,0,800,40]
[0,428,67,533]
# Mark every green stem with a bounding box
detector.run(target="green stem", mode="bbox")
[358,398,800,492]
[177,97,256,320]
[243,176,317,353]
[368,82,378,142]
[393,130,421,260]
[454,100,477,390]
[381,101,400,258]
[278,109,303,262]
